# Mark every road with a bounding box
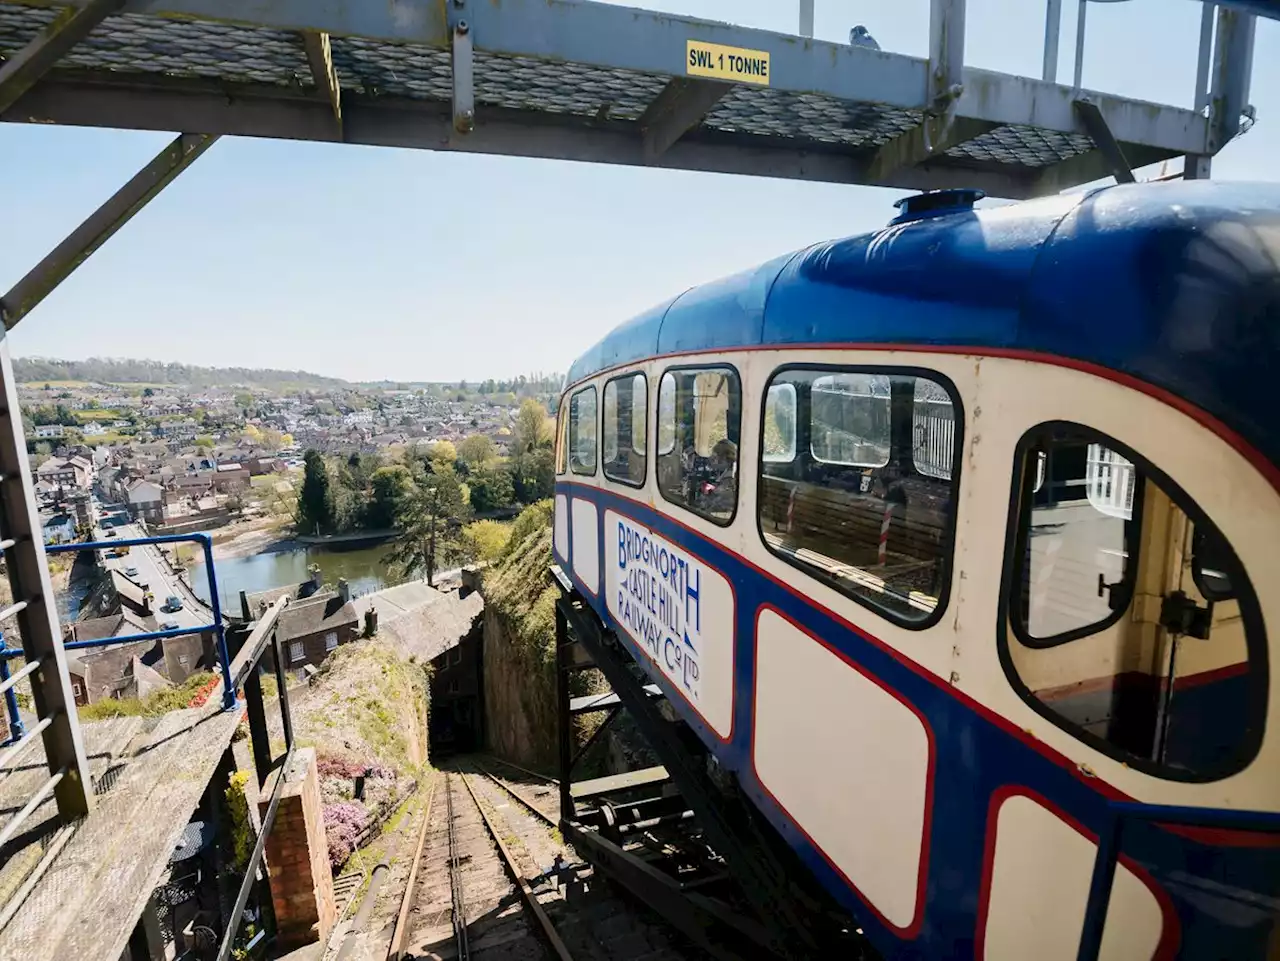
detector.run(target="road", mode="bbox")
[95,519,214,631]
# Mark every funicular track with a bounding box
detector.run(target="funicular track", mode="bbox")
[390,764,710,961]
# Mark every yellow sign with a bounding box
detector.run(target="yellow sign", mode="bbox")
[685,40,771,86]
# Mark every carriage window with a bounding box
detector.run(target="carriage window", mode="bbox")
[758,367,960,627]
[1015,440,1139,643]
[763,383,797,463]
[569,386,597,476]
[1005,423,1263,779]
[656,367,741,525]
[603,373,647,487]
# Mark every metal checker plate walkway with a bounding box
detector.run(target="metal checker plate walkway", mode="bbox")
[0,0,1228,198]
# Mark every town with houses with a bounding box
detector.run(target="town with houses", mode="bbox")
[16,361,556,713]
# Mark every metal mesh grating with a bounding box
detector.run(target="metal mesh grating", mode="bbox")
[946,124,1096,167]
[704,86,923,148]
[0,6,310,86]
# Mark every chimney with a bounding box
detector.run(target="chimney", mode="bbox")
[338,578,350,604]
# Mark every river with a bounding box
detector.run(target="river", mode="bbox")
[189,542,407,614]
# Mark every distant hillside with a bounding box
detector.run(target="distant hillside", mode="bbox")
[13,357,347,390]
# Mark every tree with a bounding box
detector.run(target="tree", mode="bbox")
[243,424,263,445]
[469,464,515,514]
[366,465,413,530]
[462,520,510,563]
[295,450,333,534]
[514,446,555,502]
[384,464,471,585]
[280,433,294,448]
[142,387,155,398]
[514,398,551,456]
[428,440,457,466]
[457,434,496,468]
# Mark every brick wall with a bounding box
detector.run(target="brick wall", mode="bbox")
[257,747,335,951]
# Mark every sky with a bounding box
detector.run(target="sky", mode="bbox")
[1,0,1277,384]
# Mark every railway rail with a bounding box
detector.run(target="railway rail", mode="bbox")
[388,761,714,961]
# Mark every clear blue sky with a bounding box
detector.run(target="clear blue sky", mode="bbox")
[1,0,1276,383]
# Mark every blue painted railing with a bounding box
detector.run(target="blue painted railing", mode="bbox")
[1077,800,1280,961]
[0,533,236,719]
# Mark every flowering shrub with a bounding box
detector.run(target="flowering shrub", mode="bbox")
[323,802,368,869]
[316,755,392,780]
[186,676,221,709]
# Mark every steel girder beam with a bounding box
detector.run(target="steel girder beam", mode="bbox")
[15,0,1212,156]
[1072,99,1136,184]
[863,116,994,182]
[301,30,341,139]
[1031,142,1176,194]
[637,77,732,162]
[0,0,124,114]
[3,75,1048,198]
[0,132,218,329]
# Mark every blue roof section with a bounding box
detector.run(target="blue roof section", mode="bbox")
[566,181,1280,469]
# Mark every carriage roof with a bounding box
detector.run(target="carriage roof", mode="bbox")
[566,181,1280,471]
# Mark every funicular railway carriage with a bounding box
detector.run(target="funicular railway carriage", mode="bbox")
[551,183,1280,961]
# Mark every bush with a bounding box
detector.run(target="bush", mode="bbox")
[323,801,369,869]
[78,671,218,721]
[503,500,553,560]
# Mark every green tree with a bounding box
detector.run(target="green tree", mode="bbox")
[366,464,413,530]
[457,433,496,468]
[514,446,555,503]
[384,464,471,585]
[462,520,510,563]
[142,387,155,398]
[428,440,457,467]
[469,464,515,514]
[513,399,550,456]
[295,450,334,534]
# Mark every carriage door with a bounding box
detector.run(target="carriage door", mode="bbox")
[1004,422,1263,781]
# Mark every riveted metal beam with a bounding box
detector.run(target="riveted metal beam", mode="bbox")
[638,77,732,162]
[5,75,1047,198]
[1031,141,1172,195]
[1073,98,1136,184]
[301,30,342,139]
[0,0,124,114]
[928,0,966,111]
[864,116,995,182]
[1207,5,1256,152]
[0,132,218,329]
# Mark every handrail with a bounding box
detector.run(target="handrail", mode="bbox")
[1076,800,1280,961]
[0,767,66,851]
[46,532,234,711]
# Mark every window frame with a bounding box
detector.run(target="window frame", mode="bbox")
[602,371,648,489]
[1008,425,1146,650]
[996,420,1269,783]
[554,403,568,476]
[755,363,965,631]
[325,630,339,652]
[568,384,599,477]
[762,382,798,464]
[808,372,893,468]
[289,640,305,664]
[655,362,743,528]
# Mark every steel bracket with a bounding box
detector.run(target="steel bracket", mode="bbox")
[637,77,732,162]
[1073,98,1136,184]
[301,30,342,140]
[0,0,125,115]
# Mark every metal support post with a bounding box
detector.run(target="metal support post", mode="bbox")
[1195,3,1216,111]
[1207,5,1256,152]
[271,631,295,750]
[0,0,125,115]
[637,78,731,163]
[928,0,966,112]
[242,667,273,787]
[0,639,25,743]
[555,603,574,824]
[1043,0,1063,81]
[301,30,342,139]
[0,132,218,329]
[0,338,93,818]
[196,533,236,711]
[798,0,814,38]
[1184,155,1212,179]
[1075,810,1124,961]
[1073,0,1088,90]
[451,18,474,135]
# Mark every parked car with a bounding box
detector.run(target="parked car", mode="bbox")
[124,566,138,577]
[165,595,183,613]
[160,620,179,631]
